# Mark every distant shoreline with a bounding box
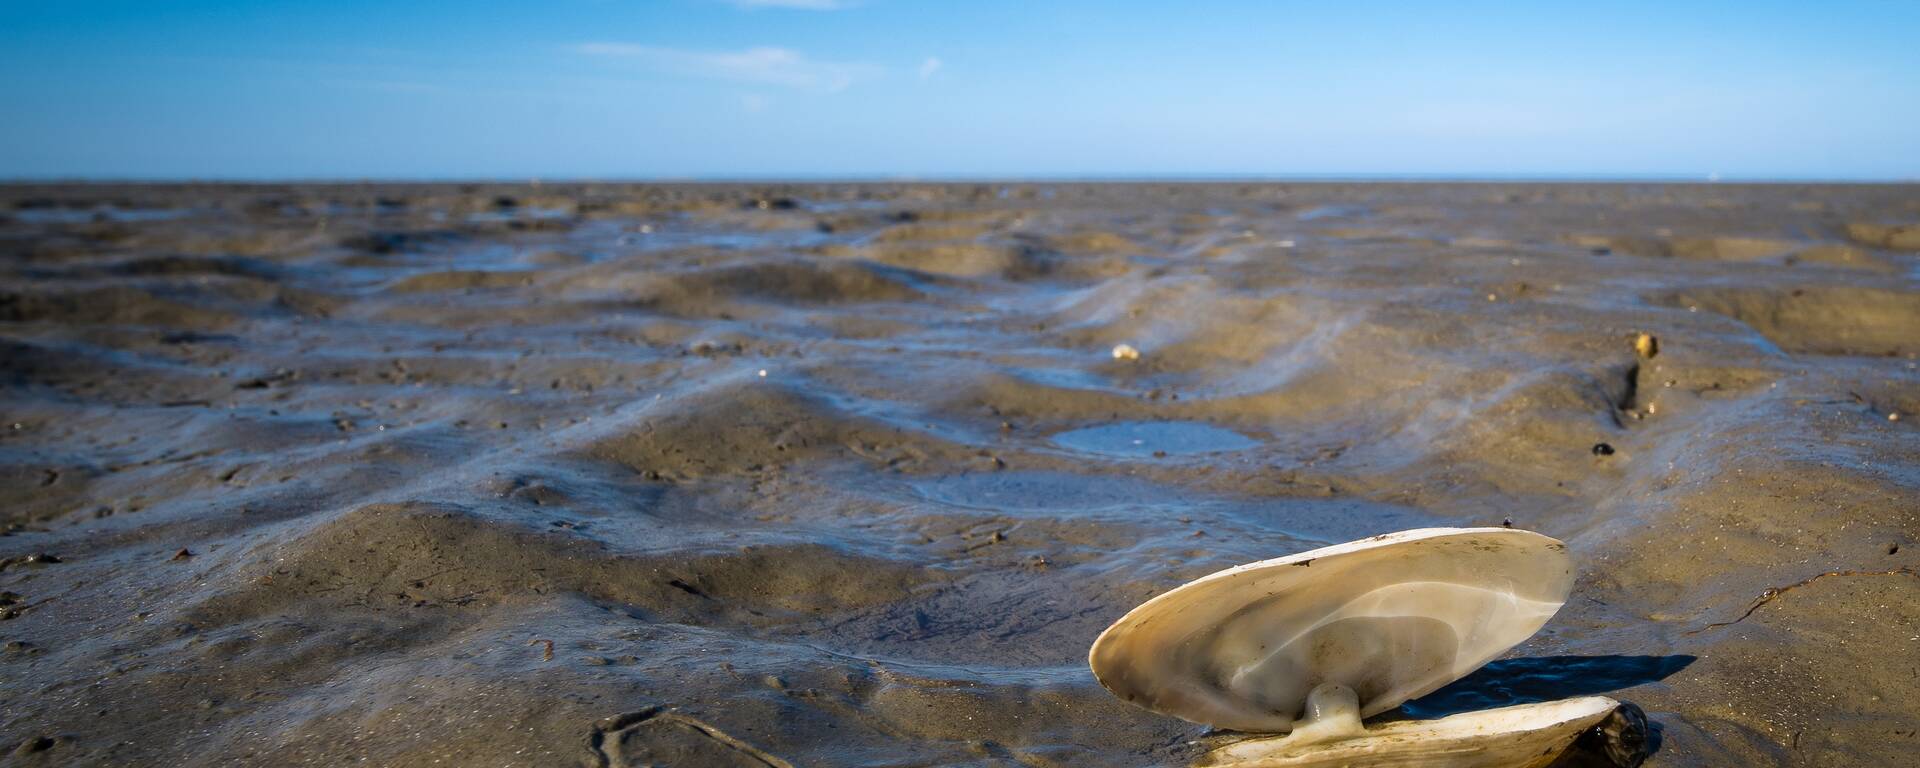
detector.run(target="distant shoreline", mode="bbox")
[4,176,1918,187]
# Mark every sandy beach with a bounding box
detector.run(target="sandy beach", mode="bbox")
[1,182,1916,766]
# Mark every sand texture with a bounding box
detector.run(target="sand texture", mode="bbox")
[1,182,1917,766]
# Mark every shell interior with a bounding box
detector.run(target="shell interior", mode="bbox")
[1088,527,1575,732]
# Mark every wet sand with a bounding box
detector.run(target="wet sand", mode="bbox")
[1,182,1916,766]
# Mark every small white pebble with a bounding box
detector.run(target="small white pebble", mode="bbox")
[757,369,768,378]
[1111,343,1140,361]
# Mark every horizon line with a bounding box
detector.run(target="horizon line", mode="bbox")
[4,172,1918,186]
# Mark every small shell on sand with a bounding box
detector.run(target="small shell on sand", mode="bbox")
[1634,332,1659,359]
[1111,343,1141,361]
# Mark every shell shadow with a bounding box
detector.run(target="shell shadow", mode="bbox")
[1398,655,1694,719]
[1399,654,1691,766]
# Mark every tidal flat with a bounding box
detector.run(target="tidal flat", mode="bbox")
[1,182,1916,766]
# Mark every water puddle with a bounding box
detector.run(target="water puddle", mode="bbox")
[11,206,195,224]
[806,198,895,213]
[913,471,1182,514]
[1006,365,1123,393]
[1051,421,1259,456]
[1297,205,1368,221]
[908,471,1445,546]
[466,207,574,224]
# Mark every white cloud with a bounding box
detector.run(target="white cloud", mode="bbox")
[724,0,852,10]
[918,56,942,81]
[572,43,876,92]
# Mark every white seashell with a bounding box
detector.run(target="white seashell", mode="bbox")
[1091,527,1573,731]
[1112,343,1141,361]
[1089,527,1648,766]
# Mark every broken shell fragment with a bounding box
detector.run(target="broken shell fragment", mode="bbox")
[1089,528,1650,766]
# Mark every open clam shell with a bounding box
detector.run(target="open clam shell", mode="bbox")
[1089,527,1575,732]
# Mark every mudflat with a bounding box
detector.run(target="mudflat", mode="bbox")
[1,182,1916,767]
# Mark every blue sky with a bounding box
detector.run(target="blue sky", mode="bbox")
[3,0,1917,180]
